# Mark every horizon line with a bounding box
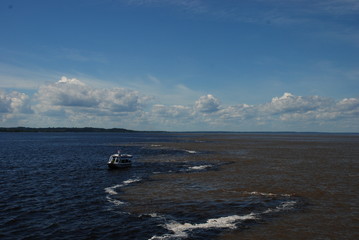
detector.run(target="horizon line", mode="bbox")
[0,127,358,134]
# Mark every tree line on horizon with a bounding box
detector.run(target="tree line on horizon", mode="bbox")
[0,127,138,132]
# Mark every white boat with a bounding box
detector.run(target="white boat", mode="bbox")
[108,151,133,169]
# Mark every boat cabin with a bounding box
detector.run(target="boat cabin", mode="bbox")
[108,153,133,169]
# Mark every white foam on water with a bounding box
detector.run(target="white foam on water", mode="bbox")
[244,191,277,197]
[149,195,299,240]
[106,196,125,206]
[184,150,197,154]
[188,165,212,171]
[148,213,161,218]
[143,213,169,222]
[244,191,297,214]
[104,178,141,195]
[123,178,141,185]
[244,191,292,197]
[105,178,142,205]
[263,200,297,214]
[104,184,123,195]
[276,200,297,211]
[280,200,297,210]
[149,213,257,240]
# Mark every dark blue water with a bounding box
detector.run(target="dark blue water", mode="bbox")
[1,132,357,239]
[0,133,190,239]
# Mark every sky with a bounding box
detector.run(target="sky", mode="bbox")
[0,0,358,132]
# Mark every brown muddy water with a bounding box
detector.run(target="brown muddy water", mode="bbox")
[3,132,357,239]
[120,133,359,239]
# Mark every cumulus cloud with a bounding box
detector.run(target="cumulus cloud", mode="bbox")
[148,104,194,130]
[217,104,254,121]
[181,92,358,131]
[194,94,221,113]
[35,76,150,113]
[213,92,359,129]
[261,92,333,115]
[1,79,359,132]
[0,90,32,114]
[99,88,150,112]
[336,97,359,112]
[152,104,192,118]
[36,76,97,108]
[0,90,33,124]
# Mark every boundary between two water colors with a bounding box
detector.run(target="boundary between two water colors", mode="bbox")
[104,169,302,240]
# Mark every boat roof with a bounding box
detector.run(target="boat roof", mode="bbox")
[110,153,133,158]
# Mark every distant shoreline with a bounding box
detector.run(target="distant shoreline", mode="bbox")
[0,127,140,133]
[0,127,357,135]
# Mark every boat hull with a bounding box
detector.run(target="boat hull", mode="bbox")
[107,162,132,169]
[108,152,133,169]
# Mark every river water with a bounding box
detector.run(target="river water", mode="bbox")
[1,132,358,239]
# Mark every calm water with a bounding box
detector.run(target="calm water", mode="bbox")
[0,132,358,239]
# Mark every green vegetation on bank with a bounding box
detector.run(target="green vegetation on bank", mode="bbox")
[0,127,138,133]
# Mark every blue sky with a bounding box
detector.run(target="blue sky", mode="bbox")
[1,0,358,131]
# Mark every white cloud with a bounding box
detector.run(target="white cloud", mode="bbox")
[189,92,359,131]
[149,104,195,130]
[126,75,201,106]
[337,97,359,111]
[0,90,33,124]
[152,104,193,118]
[261,92,333,115]
[1,78,358,132]
[329,97,359,120]
[217,104,254,121]
[0,90,32,114]
[35,76,150,113]
[99,88,150,112]
[194,94,221,113]
[36,76,97,108]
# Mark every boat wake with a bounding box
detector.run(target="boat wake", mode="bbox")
[105,178,142,206]
[105,178,142,196]
[147,196,302,240]
[149,213,257,240]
